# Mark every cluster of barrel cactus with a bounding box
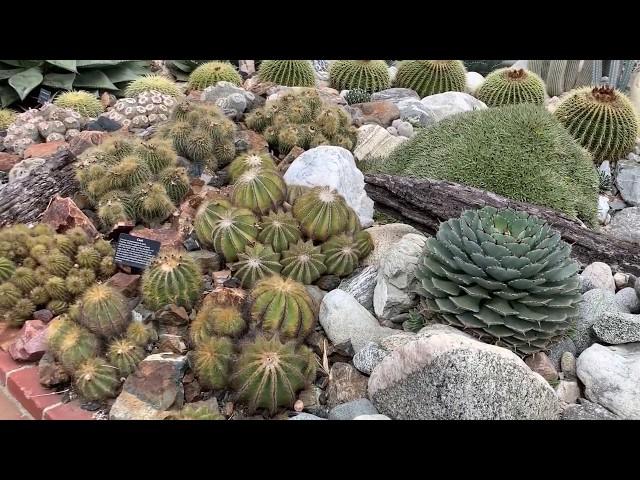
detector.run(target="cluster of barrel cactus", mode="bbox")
[3,103,88,156]
[475,68,546,107]
[244,89,358,154]
[158,98,237,172]
[258,60,316,87]
[0,223,116,328]
[75,134,190,229]
[394,60,467,98]
[53,91,104,118]
[329,60,391,93]
[100,90,177,130]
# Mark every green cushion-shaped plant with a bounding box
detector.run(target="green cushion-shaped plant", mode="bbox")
[280,240,327,285]
[257,210,301,253]
[53,91,104,118]
[77,283,131,338]
[329,60,390,93]
[107,337,145,377]
[258,60,316,87]
[414,206,581,356]
[231,168,287,215]
[476,68,546,107]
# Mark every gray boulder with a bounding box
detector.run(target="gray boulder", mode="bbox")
[573,288,629,354]
[361,223,421,268]
[561,399,620,420]
[371,88,419,105]
[420,91,487,122]
[328,398,378,420]
[396,98,437,127]
[201,81,255,120]
[615,157,640,206]
[592,311,640,344]
[579,262,615,293]
[352,342,390,376]
[338,265,378,311]
[615,287,640,313]
[607,207,640,244]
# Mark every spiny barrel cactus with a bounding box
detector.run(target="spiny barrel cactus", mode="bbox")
[131,182,176,226]
[231,336,316,414]
[0,282,21,309]
[344,88,372,105]
[257,210,301,253]
[108,155,153,190]
[192,303,246,344]
[53,91,104,118]
[45,276,70,301]
[354,230,374,259]
[7,298,36,326]
[75,245,101,270]
[45,250,73,277]
[553,85,639,162]
[78,284,131,338]
[50,321,101,372]
[476,68,546,107]
[258,60,316,87]
[249,275,316,340]
[232,243,282,289]
[74,357,120,401]
[227,152,278,183]
[321,234,360,277]
[188,61,242,90]
[142,248,203,311]
[124,74,183,98]
[191,336,234,390]
[231,168,287,215]
[292,186,351,241]
[0,257,15,281]
[394,60,467,98]
[414,206,581,356]
[194,199,259,262]
[329,60,391,93]
[280,240,327,285]
[136,140,177,174]
[159,166,190,205]
[126,321,157,347]
[107,338,145,376]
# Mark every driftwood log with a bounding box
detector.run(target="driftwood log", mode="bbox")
[365,174,640,276]
[0,149,79,227]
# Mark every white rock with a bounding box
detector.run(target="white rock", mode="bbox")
[607,206,640,244]
[555,379,580,404]
[630,70,640,130]
[580,262,615,293]
[616,287,640,313]
[8,157,46,183]
[465,72,485,94]
[354,414,391,420]
[353,124,407,163]
[283,146,374,227]
[598,195,610,224]
[420,91,487,123]
[361,223,421,267]
[614,272,631,289]
[577,342,640,419]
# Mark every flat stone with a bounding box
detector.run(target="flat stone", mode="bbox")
[157,334,188,354]
[580,262,615,293]
[32,310,53,324]
[8,157,46,183]
[607,207,640,244]
[8,320,48,362]
[41,194,99,238]
[328,398,378,420]
[420,91,487,123]
[353,124,407,163]
[109,390,172,420]
[187,250,222,274]
[524,352,559,382]
[326,362,369,408]
[23,140,68,159]
[106,273,141,297]
[466,71,485,94]
[573,288,629,354]
[561,398,621,420]
[347,101,400,127]
[615,157,640,206]
[130,226,184,249]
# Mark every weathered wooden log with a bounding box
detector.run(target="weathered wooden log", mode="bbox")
[365,173,640,276]
[0,149,79,227]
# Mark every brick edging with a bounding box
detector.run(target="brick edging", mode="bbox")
[0,351,94,420]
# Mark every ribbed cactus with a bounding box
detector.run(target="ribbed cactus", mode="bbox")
[126,321,157,347]
[231,243,282,289]
[475,68,546,107]
[0,257,15,281]
[45,276,69,301]
[414,206,581,355]
[53,91,104,118]
[124,74,183,97]
[168,404,225,420]
[136,140,177,174]
[321,234,360,277]
[142,248,203,311]
[394,60,467,97]
[257,210,301,253]
[188,61,242,90]
[45,250,73,277]
[354,230,374,259]
[231,168,287,214]
[108,155,152,190]
[0,283,21,309]
[258,60,316,87]
[554,85,639,162]
[8,298,36,326]
[131,182,176,225]
[77,284,131,338]
[74,357,120,401]
[280,240,327,285]
[159,166,190,205]
[194,199,259,262]
[231,336,316,414]
[191,336,234,390]
[329,60,391,93]
[227,152,278,183]
[49,320,101,372]
[75,245,101,270]
[192,303,246,344]
[249,275,316,340]
[292,187,351,241]
[107,338,145,376]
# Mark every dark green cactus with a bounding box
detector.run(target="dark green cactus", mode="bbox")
[227,152,278,183]
[191,336,234,390]
[292,187,351,241]
[258,60,316,87]
[231,243,282,289]
[280,240,327,285]
[0,257,15,281]
[321,234,360,277]
[344,88,372,105]
[476,68,546,107]
[159,166,190,205]
[394,60,467,97]
[257,209,301,253]
[107,338,145,376]
[77,283,131,338]
[231,168,287,215]
[74,357,120,401]
[329,60,391,93]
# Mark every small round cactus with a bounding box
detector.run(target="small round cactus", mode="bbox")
[258,60,316,87]
[45,276,70,301]
[46,300,68,316]
[194,200,259,262]
[321,234,360,277]
[74,357,120,401]
[136,140,177,174]
[329,60,391,93]
[0,108,17,130]
[0,283,21,309]
[124,74,183,98]
[159,166,190,205]
[257,210,301,253]
[191,336,234,391]
[292,187,351,241]
[131,182,176,226]
[231,336,316,414]
[394,60,467,98]
[142,248,203,311]
[188,61,242,90]
[249,275,316,340]
[231,168,287,215]
[476,68,546,107]
[45,250,73,277]
[0,257,16,282]
[227,152,278,183]
[344,88,372,105]
[354,230,374,259]
[8,298,36,326]
[54,234,77,257]
[126,321,157,347]
[554,85,639,162]
[108,155,153,190]
[52,322,101,372]
[76,245,101,270]
[93,239,114,257]
[107,338,145,377]
[53,91,104,118]
[192,303,246,344]
[280,240,327,285]
[232,243,282,289]
[77,284,131,338]
[65,226,90,247]
[30,286,50,305]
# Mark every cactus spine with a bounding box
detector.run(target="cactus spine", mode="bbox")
[77,284,131,338]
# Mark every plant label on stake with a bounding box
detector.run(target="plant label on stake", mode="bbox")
[114,233,161,272]
[37,88,52,105]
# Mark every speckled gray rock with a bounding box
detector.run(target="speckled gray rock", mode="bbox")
[289,413,327,420]
[420,91,487,123]
[396,121,414,138]
[592,311,640,344]
[560,351,576,377]
[352,342,390,375]
[305,285,326,308]
[561,399,620,420]
[555,379,580,404]
[328,398,378,420]
[338,265,378,311]
[354,414,391,420]
[547,336,577,370]
[319,289,397,353]
[8,157,46,183]
[607,207,640,244]
[371,88,419,105]
[616,287,640,313]
[361,223,421,267]
[615,157,640,206]
[201,81,255,120]
[574,289,629,354]
[580,262,615,293]
[396,98,437,127]
[577,342,640,419]
[368,330,560,419]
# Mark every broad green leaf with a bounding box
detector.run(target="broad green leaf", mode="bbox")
[76,60,125,68]
[101,64,142,84]
[8,67,44,100]
[0,84,19,107]
[73,70,118,90]
[170,60,192,72]
[45,60,78,73]
[1,60,43,68]
[43,72,76,90]
[0,68,25,80]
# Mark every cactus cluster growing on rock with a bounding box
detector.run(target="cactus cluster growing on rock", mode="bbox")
[329,60,391,93]
[394,60,467,98]
[258,60,316,87]
[244,89,358,154]
[476,68,546,107]
[75,135,189,229]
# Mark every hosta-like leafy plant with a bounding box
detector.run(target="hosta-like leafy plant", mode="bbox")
[414,206,581,356]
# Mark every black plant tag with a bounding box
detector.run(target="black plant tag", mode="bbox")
[37,88,52,105]
[114,233,161,270]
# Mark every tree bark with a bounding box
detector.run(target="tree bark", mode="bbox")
[365,173,640,276]
[0,149,79,227]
